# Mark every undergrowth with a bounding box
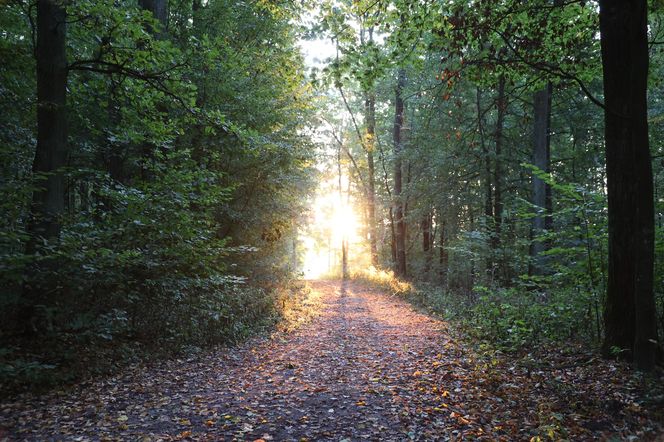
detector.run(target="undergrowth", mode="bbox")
[0,278,317,396]
[352,267,598,353]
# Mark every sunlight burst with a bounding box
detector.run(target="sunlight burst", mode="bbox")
[301,190,368,279]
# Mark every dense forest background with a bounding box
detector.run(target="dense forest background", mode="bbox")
[1,0,663,393]
[307,0,663,372]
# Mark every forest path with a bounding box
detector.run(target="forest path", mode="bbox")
[2,280,488,441]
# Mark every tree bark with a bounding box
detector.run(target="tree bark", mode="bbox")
[393,69,407,278]
[490,76,507,284]
[476,88,493,222]
[439,218,448,287]
[600,0,657,370]
[529,82,552,276]
[365,92,378,266]
[26,0,68,251]
[422,212,432,275]
[492,76,506,252]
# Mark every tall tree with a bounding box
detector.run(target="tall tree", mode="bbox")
[492,75,506,281]
[26,0,68,251]
[362,25,379,267]
[393,68,407,277]
[529,82,553,276]
[365,91,378,266]
[600,0,657,370]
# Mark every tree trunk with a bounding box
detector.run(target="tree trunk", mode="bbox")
[138,0,168,180]
[337,134,349,281]
[365,92,378,266]
[139,0,168,36]
[26,0,68,252]
[393,69,407,278]
[439,218,448,287]
[529,82,552,276]
[422,212,432,275]
[476,88,493,222]
[492,76,506,283]
[600,0,657,370]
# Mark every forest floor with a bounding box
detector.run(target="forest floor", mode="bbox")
[1,280,663,441]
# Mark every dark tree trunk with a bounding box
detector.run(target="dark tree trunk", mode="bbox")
[529,82,552,276]
[600,0,657,370]
[138,0,168,181]
[492,76,506,251]
[476,88,493,222]
[439,219,448,287]
[365,93,378,266]
[26,0,68,252]
[337,137,349,281]
[139,0,168,36]
[393,69,407,278]
[491,76,506,284]
[107,80,126,184]
[389,207,397,265]
[422,212,432,275]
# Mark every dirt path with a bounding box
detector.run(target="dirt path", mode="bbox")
[1,280,483,441]
[2,280,661,441]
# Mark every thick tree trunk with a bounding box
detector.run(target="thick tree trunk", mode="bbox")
[529,82,552,276]
[393,69,407,278]
[365,93,378,266]
[600,0,657,370]
[26,0,68,251]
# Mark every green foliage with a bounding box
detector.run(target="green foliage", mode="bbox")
[0,0,316,393]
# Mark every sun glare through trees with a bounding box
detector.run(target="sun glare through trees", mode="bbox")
[301,171,369,279]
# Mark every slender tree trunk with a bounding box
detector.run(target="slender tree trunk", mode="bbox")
[439,218,448,287]
[600,0,657,370]
[138,0,168,180]
[476,88,493,222]
[529,82,552,276]
[492,76,506,283]
[365,93,378,266]
[422,212,432,276]
[389,207,397,265]
[337,135,349,281]
[26,0,68,252]
[107,79,126,183]
[393,68,407,278]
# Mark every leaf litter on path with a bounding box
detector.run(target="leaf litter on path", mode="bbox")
[1,280,662,441]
